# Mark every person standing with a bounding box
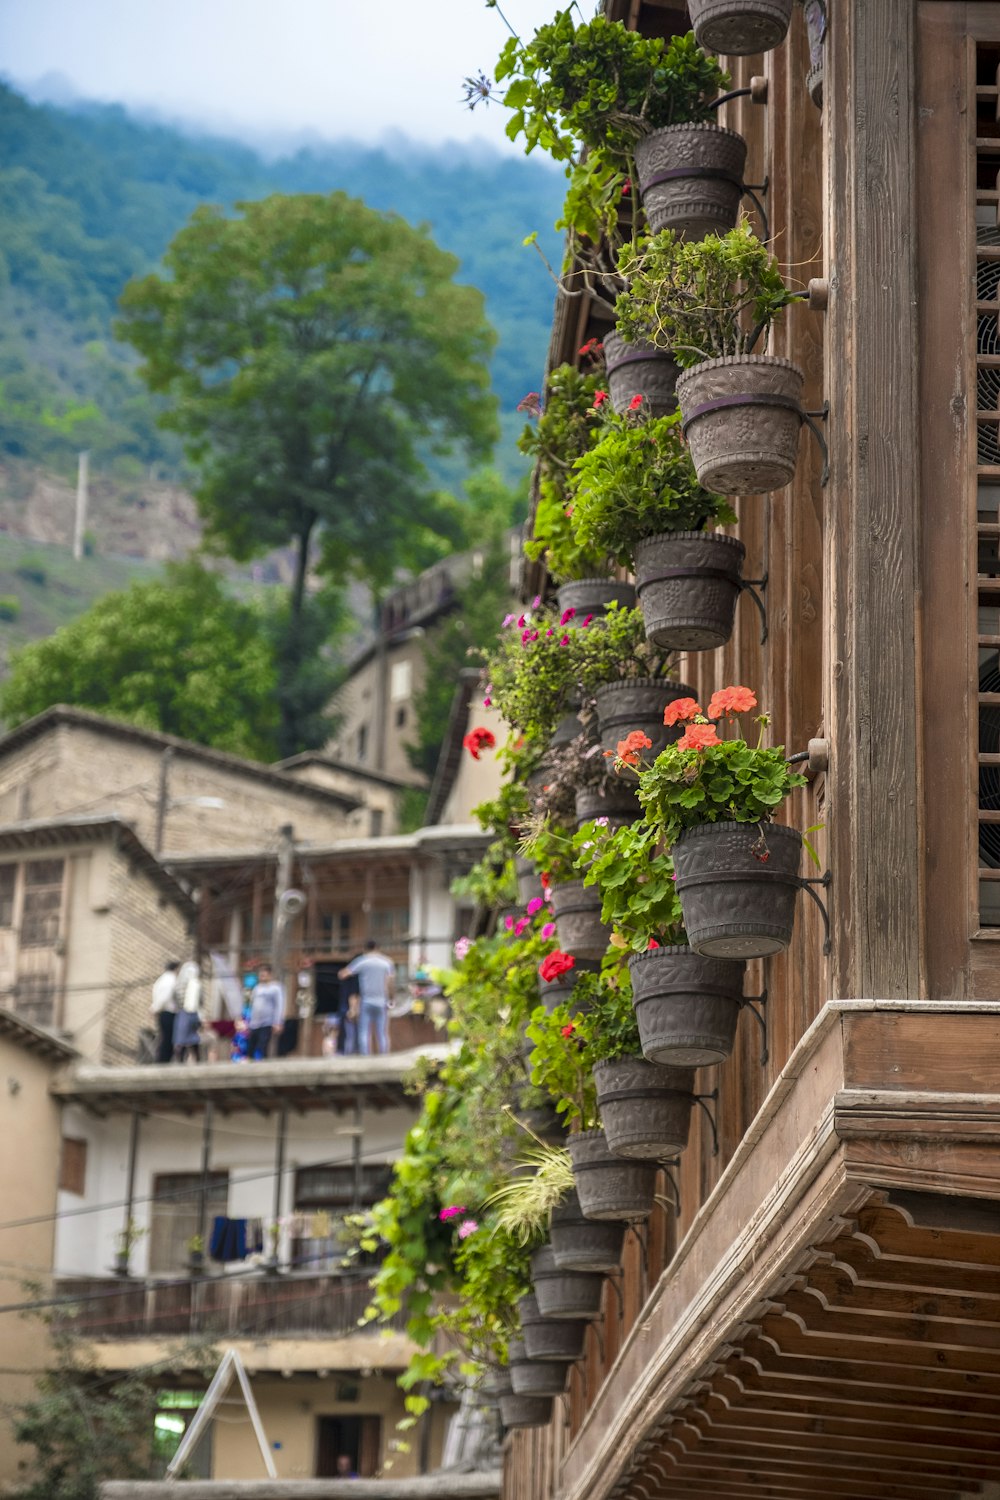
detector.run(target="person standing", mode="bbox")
[248,962,285,1060]
[339,940,395,1056]
[173,959,204,1063]
[150,961,180,1064]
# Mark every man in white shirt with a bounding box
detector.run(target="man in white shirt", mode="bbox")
[150,961,180,1064]
[339,941,395,1056]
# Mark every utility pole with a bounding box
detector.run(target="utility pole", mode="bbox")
[271,823,295,982]
[72,450,89,561]
[153,747,174,855]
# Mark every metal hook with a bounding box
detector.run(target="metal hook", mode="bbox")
[739,572,769,644]
[802,401,830,486]
[741,987,770,1067]
[694,1090,720,1157]
[741,178,771,246]
[605,1267,625,1318]
[658,1159,682,1218]
[799,869,832,955]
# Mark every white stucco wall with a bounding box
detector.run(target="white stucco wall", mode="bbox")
[54,1098,414,1279]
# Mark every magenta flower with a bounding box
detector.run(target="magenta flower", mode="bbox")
[453,936,472,960]
[458,1219,479,1239]
[559,634,571,646]
[541,922,556,940]
[560,607,576,625]
[517,614,526,628]
[582,613,594,627]
[504,915,515,931]
[514,917,530,937]
[532,595,542,608]
[502,613,515,627]
[526,897,545,916]
[483,697,492,708]
[439,1205,467,1221]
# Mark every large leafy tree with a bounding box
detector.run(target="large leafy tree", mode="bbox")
[0,562,283,760]
[117,193,498,753]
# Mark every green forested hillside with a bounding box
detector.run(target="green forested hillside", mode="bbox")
[0,82,563,482]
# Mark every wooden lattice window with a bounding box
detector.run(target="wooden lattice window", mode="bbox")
[976,46,1000,924]
[20,859,64,947]
[59,1137,87,1196]
[0,867,15,928]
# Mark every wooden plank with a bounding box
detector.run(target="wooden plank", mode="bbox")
[842,1010,1000,1090]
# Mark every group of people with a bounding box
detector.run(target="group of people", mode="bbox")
[150,959,286,1064]
[150,940,397,1064]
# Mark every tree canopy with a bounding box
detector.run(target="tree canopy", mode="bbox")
[0,562,283,760]
[117,191,499,753]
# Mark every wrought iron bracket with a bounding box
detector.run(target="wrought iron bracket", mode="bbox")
[708,77,768,111]
[739,572,769,644]
[605,1269,625,1319]
[741,177,771,245]
[740,987,770,1067]
[802,401,830,486]
[661,1159,682,1218]
[799,869,832,955]
[694,1090,720,1157]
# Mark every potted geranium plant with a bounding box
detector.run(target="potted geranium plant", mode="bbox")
[532,729,641,829]
[616,223,802,493]
[568,405,744,651]
[687,0,793,57]
[578,816,748,1067]
[633,686,810,957]
[573,602,697,762]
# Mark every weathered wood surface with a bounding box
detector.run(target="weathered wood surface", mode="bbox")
[826,0,923,1000]
[101,1477,501,1500]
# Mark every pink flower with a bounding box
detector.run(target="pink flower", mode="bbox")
[504,915,515,931]
[541,922,556,940]
[532,595,542,609]
[546,627,554,637]
[439,1205,466,1221]
[560,607,576,625]
[483,697,492,708]
[526,897,545,916]
[517,614,526,628]
[559,634,570,646]
[593,390,609,408]
[514,917,530,937]
[453,937,472,960]
[458,1219,479,1239]
[502,613,515,627]
[628,394,643,411]
[582,613,594,627]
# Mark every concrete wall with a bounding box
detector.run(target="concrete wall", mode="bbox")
[0,1034,64,1493]
[0,723,354,858]
[209,1374,452,1481]
[54,1100,414,1278]
[436,704,508,829]
[104,845,192,1065]
[279,762,404,838]
[327,638,427,788]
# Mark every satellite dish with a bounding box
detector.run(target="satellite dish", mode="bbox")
[279,889,307,917]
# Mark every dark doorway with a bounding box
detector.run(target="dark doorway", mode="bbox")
[315,1414,381,1478]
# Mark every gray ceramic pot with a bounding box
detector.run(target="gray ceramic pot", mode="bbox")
[628,945,746,1066]
[530,1244,605,1320]
[592,1057,697,1160]
[688,0,793,54]
[676,356,804,495]
[635,123,746,240]
[672,821,802,958]
[604,328,680,418]
[568,1129,658,1222]
[634,531,746,653]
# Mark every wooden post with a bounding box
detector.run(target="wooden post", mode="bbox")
[271,1103,288,1272]
[195,1101,214,1268]
[117,1110,141,1277]
[825,0,924,999]
[153,747,173,856]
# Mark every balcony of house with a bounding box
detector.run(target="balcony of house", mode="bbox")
[50,1055,430,1375]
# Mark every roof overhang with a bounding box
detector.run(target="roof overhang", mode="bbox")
[101,1477,502,1499]
[51,1048,450,1116]
[543,999,1000,1500]
[0,815,195,917]
[0,1005,78,1064]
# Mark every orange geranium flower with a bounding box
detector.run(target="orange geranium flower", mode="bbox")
[616,730,653,767]
[678,723,722,751]
[663,697,702,727]
[707,685,757,720]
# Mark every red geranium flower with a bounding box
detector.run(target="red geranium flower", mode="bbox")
[616,730,653,768]
[707,686,758,720]
[663,697,702,727]
[463,727,497,760]
[592,390,609,408]
[678,723,722,751]
[627,394,643,411]
[539,951,575,983]
[560,1023,575,1037]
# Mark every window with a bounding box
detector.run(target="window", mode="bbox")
[390,660,412,702]
[20,859,64,947]
[292,1162,392,1273]
[395,705,407,728]
[357,724,368,761]
[148,1172,228,1275]
[0,866,14,927]
[371,907,409,943]
[153,1392,212,1478]
[320,911,352,948]
[59,1137,87,1196]
[15,974,55,1029]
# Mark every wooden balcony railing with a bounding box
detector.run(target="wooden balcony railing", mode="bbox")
[54,1273,405,1341]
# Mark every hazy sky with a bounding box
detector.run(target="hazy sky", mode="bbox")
[0,0,567,153]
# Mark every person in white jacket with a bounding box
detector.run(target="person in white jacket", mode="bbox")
[150,961,180,1064]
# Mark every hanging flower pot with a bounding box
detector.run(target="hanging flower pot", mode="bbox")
[635,123,747,241]
[676,356,804,494]
[548,709,584,750]
[550,1187,625,1272]
[688,0,793,55]
[539,955,600,1015]
[592,1057,697,1159]
[634,531,746,653]
[556,578,636,620]
[568,1129,658,1221]
[517,1293,588,1361]
[628,946,746,1067]
[594,678,699,763]
[508,1338,570,1397]
[673,821,802,958]
[516,855,545,906]
[604,329,680,418]
[513,1092,569,1144]
[549,880,612,960]
[574,781,640,828]
[499,1392,554,1428]
[803,0,826,109]
[530,1244,605,1321]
